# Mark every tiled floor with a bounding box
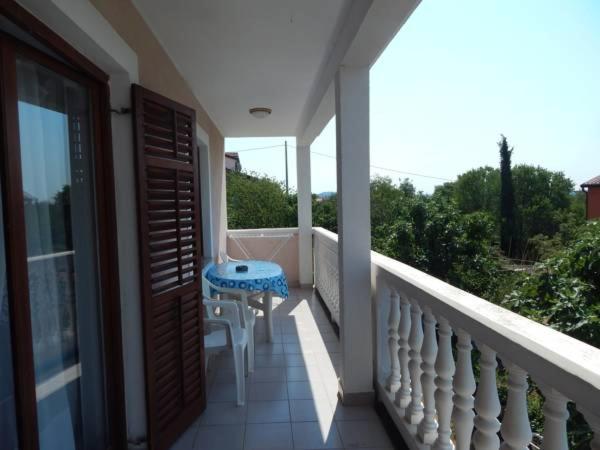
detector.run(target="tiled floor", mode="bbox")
[170,288,395,450]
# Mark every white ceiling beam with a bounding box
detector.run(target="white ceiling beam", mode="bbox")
[297,0,421,146]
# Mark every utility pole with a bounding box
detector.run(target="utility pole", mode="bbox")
[284,140,289,195]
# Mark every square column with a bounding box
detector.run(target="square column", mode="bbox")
[296,144,313,286]
[335,65,373,404]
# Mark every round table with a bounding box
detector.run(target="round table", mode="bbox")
[205,260,288,342]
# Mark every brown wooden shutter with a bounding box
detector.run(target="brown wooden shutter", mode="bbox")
[132,85,206,450]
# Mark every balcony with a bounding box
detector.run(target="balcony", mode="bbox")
[184,226,600,450]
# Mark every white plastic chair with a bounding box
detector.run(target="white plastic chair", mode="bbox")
[202,264,256,372]
[219,251,240,263]
[203,299,248,406]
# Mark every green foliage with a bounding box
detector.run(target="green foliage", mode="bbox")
[503,221,600,347]
[313,193,337,233]
[226,171,297,229]
[369,177,504,298]
[454,166,500,217]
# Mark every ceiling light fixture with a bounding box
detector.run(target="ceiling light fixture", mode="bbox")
[249,107,272,119]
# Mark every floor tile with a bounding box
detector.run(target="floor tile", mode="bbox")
[244,422,293,449]
[292,421,343,449]
[212,368,237,384]
[169,424,197,450]
[250,367,287,383]
[282,334,300,343]
[336,421,393,448]
[255,343,285,355]
[208,383,245,403]
[194,424,245,450]
[247,400,290,423]
[249,381,288,401]
[286,366,320,382]
[197,402,246,425]
[289,399,333,422]
[332,404,380,422]
[288,381,326,400]
[255,353,286,368]
[285,354,314,367]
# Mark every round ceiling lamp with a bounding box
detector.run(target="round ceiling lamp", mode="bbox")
[249,107,272,119]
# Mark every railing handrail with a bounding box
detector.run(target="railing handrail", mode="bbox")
[312,226,600,416]
[227,227,299,236]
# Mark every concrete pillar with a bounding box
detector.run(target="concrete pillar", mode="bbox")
[296,144,313,286]
[335,65,373,404]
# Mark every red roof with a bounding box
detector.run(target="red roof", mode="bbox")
[582,175,600,187]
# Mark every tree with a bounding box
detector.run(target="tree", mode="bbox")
[499,135,517,256]
[226,171,297,229]
[453,166,500,217]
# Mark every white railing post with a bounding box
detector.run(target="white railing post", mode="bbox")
[296,144,313,286]
[406,299,424,424]
[538,385,568,450]
[453,329,476,450]
[473,343,501,450]
[386,289,401,393]
[395,294,412,408]
[418,306,438,444]
[500,360,532,450]
[432,316,455,450]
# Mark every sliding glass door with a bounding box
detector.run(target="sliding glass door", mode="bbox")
[16,56,108,450]
[0,25,123,450]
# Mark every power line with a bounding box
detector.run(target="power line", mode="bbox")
[228,145,453,182]
[232,144,286,153]
[310,151,453,182]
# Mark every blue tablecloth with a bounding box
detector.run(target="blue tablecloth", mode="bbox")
[206,260,289,299]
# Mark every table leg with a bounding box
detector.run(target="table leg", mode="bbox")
[264,291,273,343]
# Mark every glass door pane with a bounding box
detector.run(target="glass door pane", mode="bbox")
[0,182,18,450]
[16,56,108,450]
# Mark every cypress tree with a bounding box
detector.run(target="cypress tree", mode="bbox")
[499,135,516,257]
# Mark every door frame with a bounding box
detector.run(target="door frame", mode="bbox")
[0,3,126,450]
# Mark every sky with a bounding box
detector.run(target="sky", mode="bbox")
[225,0,600,194]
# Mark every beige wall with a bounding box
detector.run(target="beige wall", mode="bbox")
[90,0,227,258]
[227,228,301,287]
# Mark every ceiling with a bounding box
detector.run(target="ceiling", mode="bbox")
[132,0,351,137]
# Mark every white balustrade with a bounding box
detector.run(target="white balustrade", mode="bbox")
[418,306,438,444]
[386,289,401,393]
[538,385,568,450]
[406,299,424,424]
[432,317,455,450]
[309,228,600,450]
[453,329,476,450]
[500,360,532,450]
[313,228,340,324]
[395,294,412,409]
[473,343,501,450]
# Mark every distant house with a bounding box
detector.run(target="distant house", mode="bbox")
[581,175,600,220]
[225,152,242,172]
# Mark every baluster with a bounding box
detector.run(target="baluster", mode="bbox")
[473,344,501,450]
[499,360,532,450]
[432,316,455,450]
[538,385,568,450]
[580,409,600,450]
[406,299,424,424]
[453,329,476,450]
[394,294,412,408]
[418,306,438,444]
[386,289,401,393]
